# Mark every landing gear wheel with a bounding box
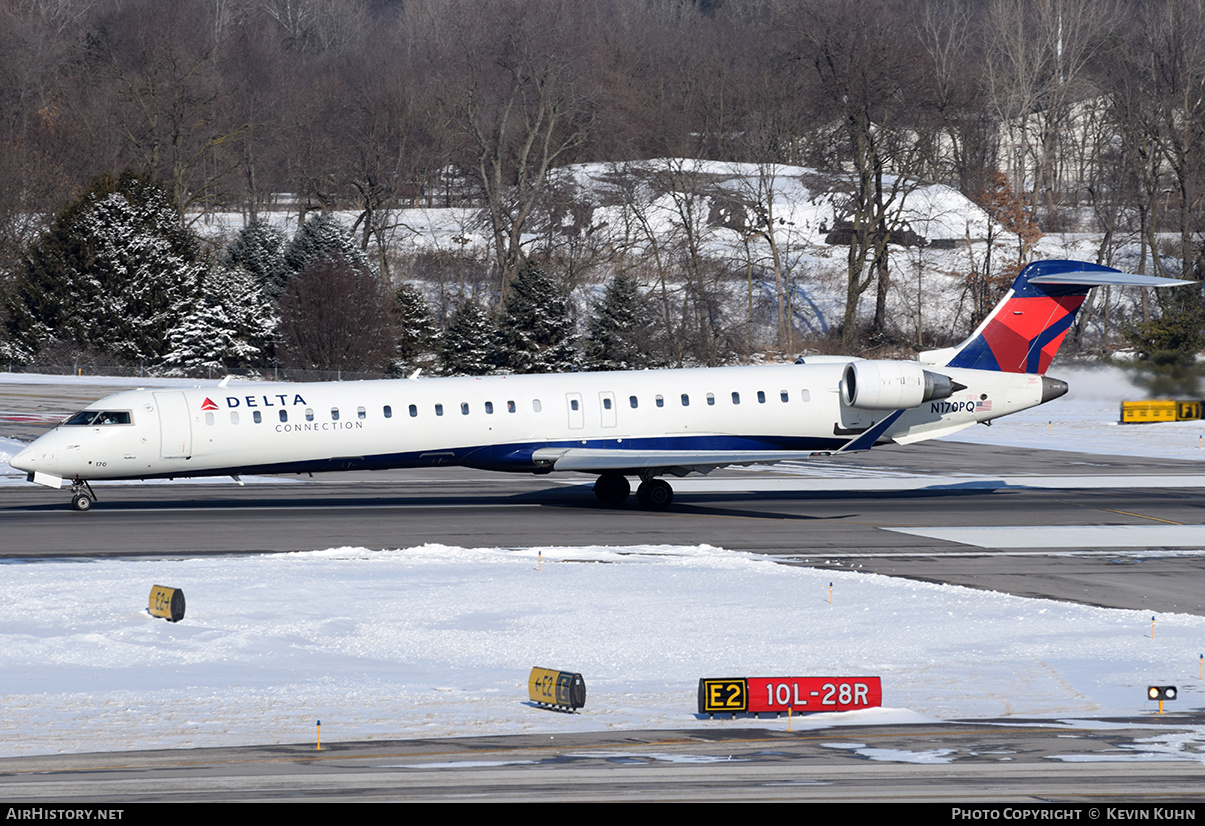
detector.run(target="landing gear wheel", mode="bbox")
[593,473,631,506]
[71,493,93,512]
[636,479,674,510]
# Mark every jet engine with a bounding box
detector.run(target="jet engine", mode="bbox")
[841,360,959,410]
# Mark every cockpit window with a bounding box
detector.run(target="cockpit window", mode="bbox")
[63,410,132,426]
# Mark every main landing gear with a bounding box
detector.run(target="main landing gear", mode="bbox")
[70,479,96,512]
[592,472,674,510]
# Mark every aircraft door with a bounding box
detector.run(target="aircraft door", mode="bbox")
[566,393,584,429]
[154,391,193,459]
[599,391,616,428]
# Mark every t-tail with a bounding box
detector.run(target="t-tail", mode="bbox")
[920,260,1188,375]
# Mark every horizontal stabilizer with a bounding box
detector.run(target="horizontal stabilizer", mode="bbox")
[1028,271,1189,288]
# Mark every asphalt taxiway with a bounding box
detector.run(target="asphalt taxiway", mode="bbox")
[2,719,1204,802]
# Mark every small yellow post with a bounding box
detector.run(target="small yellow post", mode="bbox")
[1151,616,1155,640]
[829,582,833,605]
[538,551,542,572]
[316,720,321,751]
[1048,420,1052,435]
[788,706,792,732]
[1159,699,1164,715]
[1199,654,1202,680]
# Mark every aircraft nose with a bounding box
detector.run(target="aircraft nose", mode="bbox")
[10,443,37,473]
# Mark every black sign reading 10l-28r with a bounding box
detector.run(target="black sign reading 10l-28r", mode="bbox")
[698,677,881,715]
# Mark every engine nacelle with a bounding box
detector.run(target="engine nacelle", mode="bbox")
[841,360,957,410]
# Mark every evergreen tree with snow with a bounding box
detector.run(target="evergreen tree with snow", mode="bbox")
[281,212,370,280]
[161,265,278,375]
[440,299,495,376]
[224,218,288,298]
[393,282,440,373]
[584,270,662,371]
[3,171,204,365]
[492,259,578,374]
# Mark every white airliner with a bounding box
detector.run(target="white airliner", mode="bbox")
[10,260,1185,511]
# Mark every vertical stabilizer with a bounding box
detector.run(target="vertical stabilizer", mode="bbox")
[921,260,1186,374]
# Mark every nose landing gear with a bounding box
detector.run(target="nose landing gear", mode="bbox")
[70,479,96,512]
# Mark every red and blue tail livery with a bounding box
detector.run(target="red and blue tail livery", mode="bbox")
[936,260,1186,375]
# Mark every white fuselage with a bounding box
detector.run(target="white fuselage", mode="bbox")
[11,362,1049,486]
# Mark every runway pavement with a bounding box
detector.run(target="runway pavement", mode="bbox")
[2,718,1204,802]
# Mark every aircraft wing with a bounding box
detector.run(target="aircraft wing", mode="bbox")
[530,447,830,474]
[531,409,908,474]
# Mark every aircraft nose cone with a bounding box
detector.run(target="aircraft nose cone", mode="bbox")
[10,443,37,473]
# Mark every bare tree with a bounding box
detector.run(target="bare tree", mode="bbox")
[797,0,930,345]
[434,0,594,301]
[276,257,395,373]
[985,0,1119,223]
[90,0,248,219]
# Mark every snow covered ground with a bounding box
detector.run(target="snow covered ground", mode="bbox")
[1,366,1204,759]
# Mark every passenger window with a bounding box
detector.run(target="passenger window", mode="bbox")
[409,404,418,417]
[603,397,612,410]
[780,390,789,403]
[732,392,740,404]
[706,393,715,406]
[435,404,443,417]
[306,408,315,422]
[757,391,766,404]
[533,399,542,413]
[331,408,340,421]
[358,407,366,420]
[279,410,288,423]
[230,412,239,425]
[570,399,579,411]
[800,389,811,402]
[629,395,638,409]
[461,402,470,415]
[656,395,664,408]
[205,412,214,426]
[485,401,494,414]
[507,400,516,413]
[253,411,262,424]
[681,394,690,406]
[384,405,392,418]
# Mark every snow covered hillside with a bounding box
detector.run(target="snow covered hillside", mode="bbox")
[198,158,1142,354]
